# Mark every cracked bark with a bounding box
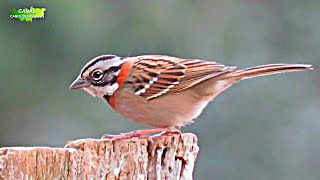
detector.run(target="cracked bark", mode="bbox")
[0,133,199,180]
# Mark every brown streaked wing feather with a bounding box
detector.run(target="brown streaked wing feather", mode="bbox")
[127,55,186,100]
[169,59,237,93]
[127,55,237,100]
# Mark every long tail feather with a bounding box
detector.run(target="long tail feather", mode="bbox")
[227,64,313,80]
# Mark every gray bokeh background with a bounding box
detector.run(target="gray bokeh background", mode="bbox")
[1,1,319,179]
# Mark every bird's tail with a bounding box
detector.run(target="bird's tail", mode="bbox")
[224,64,313,80]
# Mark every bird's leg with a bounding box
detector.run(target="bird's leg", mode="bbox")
[101,127,168,140]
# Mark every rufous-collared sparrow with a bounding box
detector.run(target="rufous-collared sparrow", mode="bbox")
[70,54,312,139]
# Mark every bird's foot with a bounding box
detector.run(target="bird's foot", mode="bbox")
[101,128,167,141]
[152,129,181,137]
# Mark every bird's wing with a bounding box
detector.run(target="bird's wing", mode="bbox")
[127,55,236,100]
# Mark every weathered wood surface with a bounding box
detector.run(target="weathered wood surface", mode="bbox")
[0,133,199,180]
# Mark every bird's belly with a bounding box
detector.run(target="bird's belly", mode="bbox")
[112,89,210,128]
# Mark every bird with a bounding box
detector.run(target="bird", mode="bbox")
[69,54,313,140]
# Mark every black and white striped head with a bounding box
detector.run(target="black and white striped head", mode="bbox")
[69,54,126,97]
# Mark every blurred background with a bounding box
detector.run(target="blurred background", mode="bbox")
[1,0,319,179]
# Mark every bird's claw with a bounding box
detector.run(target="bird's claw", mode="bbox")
[101,130,142,140]
[152,129,181,137]
[101,128,180,141]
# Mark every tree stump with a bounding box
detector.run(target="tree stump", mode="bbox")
[0,133,199,180]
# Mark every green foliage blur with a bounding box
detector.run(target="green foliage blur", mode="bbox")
[1,0,319,179]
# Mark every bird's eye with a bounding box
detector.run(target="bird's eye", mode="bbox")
[91,69,103,81]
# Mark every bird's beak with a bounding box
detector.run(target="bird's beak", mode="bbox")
[69,76,90,90]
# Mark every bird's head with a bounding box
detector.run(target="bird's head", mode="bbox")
[69,54,126,97]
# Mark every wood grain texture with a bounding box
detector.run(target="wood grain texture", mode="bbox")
[0,133,199,180]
